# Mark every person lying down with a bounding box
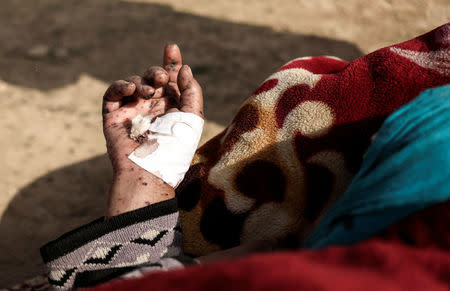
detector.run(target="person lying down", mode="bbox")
[41,44,270,290]
[39,23,450,290]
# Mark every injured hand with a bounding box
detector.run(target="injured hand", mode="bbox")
[102,44,204,217]
[129,111,204,188]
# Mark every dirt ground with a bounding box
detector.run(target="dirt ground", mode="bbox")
[0,0,448,286]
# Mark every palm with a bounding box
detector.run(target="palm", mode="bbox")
[103,95,171,171]
[102,44,203,173]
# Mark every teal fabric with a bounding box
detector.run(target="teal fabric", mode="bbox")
[304,85,450,249]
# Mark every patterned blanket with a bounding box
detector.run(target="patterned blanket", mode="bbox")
[5,23,450,291]
[176,23,450,255]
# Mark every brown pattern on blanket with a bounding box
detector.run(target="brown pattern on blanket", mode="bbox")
[176,24,450,255]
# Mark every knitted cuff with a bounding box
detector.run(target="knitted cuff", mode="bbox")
[40,198,182,290]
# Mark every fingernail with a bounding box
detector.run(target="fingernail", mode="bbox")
[143,91,155,100]
[142,85,155,99]
[184,65,192,76]
[166,43,178,49]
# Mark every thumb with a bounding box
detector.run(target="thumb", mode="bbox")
[177,65,204,118]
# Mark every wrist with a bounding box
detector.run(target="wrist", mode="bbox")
[106,166,175,218]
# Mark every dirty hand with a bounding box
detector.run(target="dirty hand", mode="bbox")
[102,44,204,217]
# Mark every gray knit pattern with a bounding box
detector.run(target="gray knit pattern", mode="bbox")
[45,212,181,290]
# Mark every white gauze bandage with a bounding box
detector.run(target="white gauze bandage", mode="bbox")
[128,112,204,188]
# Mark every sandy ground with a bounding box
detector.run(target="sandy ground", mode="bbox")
[0,0,448,286]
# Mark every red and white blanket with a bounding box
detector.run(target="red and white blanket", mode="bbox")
[6,23,450,291]
[177,23,450,255]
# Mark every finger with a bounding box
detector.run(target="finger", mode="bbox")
[103,80,136,114]
[177,65,204,117]
[143,66,169,88]
[126,75,156,100]
[164,81,181,109]
[163,44,183,83]
[147,97,172,117]
[165,81,181,98]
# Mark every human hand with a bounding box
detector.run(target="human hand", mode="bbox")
[103,44,203,174]
[102,44,204,217]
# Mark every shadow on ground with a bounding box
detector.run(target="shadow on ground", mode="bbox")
[0,155,112,286]
[0,0,361,124]
[0,0,362,286]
